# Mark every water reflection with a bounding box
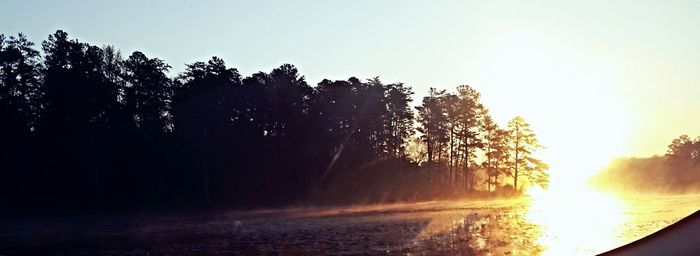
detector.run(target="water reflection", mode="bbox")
[255,192,700,255]
[525,186,628,255]
[413,201,544,255]
[411,191,696,255]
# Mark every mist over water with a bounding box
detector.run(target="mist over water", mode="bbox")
[2,193,696,255]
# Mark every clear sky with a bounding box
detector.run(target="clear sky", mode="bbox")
[3,0,700,166]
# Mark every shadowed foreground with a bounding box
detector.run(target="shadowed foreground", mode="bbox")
[2,195,696,255]
[0,200,535,255]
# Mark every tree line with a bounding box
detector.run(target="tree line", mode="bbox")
[0,31,548,212]
[414,87,549,192]
[592,134,700,193]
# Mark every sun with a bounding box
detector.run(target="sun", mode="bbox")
[474,30,634,183]
[473,31,637,254]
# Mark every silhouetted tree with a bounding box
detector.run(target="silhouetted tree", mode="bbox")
[265,64,315,201]
[595,135,700,193]
[0,33,43,207]
[380,81,414,158]
[1,29,552,212]
[453,85,485,190]
[505,116,549,190]
[173,56,241,204]
[442,93,461,185]
[481,112,509,191]
[123,51,173,133]
[310,78,363,172]
[38,30,125,206]
[666,135,700,168]
[309,77,415,189]
[416,88,448,165]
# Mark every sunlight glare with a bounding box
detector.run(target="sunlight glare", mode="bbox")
[526,183,629,255]
[475,30,635,255]
[474,30,635,182]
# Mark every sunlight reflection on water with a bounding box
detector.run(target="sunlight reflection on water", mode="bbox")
[525,186,629,255]
[411,191,698,255]
[254,192,700,255]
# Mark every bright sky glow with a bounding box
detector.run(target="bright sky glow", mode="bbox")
[3,0,700,159]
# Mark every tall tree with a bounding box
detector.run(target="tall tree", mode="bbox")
[0,33,43,206]
[442,93,461,185]
[173,56,242,204]
[382,82,414,158]
[39,30,123,206]
[310,78,364,173]
[454,85,485,190]
[122,51,174,203]
[40,31,120,135]
[0,33,42,131]
[266,64,312,137]
[2,29,555,211]
[310,77,415,190]
[260,64,315,202]
[481,112,509,191]
[123,51,173,134]
[505,116,549,191]
[665,134,700,170]
[416,88,448,165]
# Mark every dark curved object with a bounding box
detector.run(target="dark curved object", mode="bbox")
[600,210,700,255]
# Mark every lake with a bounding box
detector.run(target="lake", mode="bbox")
[1,193,698,255]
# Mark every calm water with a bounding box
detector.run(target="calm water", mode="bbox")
[525,192,700,255]
[1,193,698,255]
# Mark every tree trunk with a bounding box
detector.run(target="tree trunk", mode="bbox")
[465,137,470,191]
[449,125,454,185]
[202,153,210,205]
[202,131,210,205]
[513,126,520,192]
[426,132,433,164]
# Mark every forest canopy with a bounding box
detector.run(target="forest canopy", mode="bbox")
[0,31,549,212]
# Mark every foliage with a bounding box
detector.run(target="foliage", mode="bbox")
[0,30,549,212]
[506,116,548,190]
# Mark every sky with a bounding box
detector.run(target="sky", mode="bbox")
[2,0,700,167]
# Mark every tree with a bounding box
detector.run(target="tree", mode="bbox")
[0,33,43,206]
[40,31,120,135]
[481,112,509,191]
[310,77,366,173]
[2,29,561,211]
[173,56,242,204]
[207,63,318,204]
[39,30,124,206]
[415,88,448,165]
[0,33,42,131]
[123,51,173,134]
[382,82,414,158]
[453,85,485,190]
[309,77,415,189]
[442,93,461,185]
[506,116,549,191]
[121,51,175,204]
[266,63,312,137]
[415,85,488,190]
[665,134,700,170]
